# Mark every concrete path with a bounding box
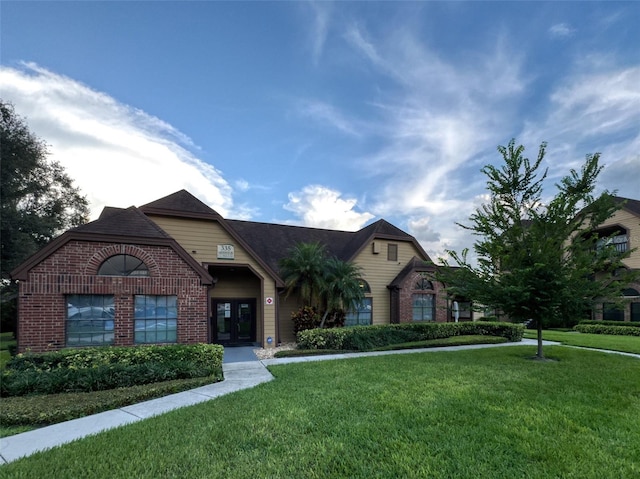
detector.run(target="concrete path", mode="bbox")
[2,338,638,465]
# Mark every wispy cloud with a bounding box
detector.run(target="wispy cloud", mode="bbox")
[307,1,332,65]
[549,23,576,38]
[283,185,374,231]
[0,63,235,219]
[297,99,361,137]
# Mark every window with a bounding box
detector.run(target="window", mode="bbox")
[415,277,433,290]
[345,298,372,327]
[67,295,115,346]
[358,280,371,293]
[134,295,177,343]
[602,303,624,322]
[388,244,398,261]
[412,294,434,321]
[99,255,149,277]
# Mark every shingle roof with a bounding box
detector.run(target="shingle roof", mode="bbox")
[74,207,171,239]
[614,196,640,217]
[226,220,355,274]
[389,256,437,288]
[140,190,222,219]
[226,217,430,276]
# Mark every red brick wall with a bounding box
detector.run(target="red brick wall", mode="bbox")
[396,272,449,323]
[17,241,209,352]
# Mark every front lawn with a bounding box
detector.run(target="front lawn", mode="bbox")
[523,329,640,354]
[3,346,639,478]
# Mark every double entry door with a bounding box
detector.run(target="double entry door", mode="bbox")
[212,299,256,345]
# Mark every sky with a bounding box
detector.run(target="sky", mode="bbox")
[1,1,639,261]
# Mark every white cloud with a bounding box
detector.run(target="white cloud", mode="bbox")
[0,63,235,219]
[549,23,576,38]
[283,185,374,231]
[520,66,640,182]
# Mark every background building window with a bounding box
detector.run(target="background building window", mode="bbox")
[345,298,372,326]
[412,294,434,321]
[134,295,177,344]
[388,244,398,261]
[99,254,149,277]
[67,295,115,346]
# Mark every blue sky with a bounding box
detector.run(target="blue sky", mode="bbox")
[1,1,639,260]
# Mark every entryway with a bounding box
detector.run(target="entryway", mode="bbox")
[212,299,257,345]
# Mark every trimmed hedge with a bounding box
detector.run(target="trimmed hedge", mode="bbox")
[297,322,523,351]
[578,320,640,328]
[574,324,640,336]
[1,344,223,397]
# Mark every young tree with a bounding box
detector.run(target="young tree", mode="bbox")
[279,241,327,310]
[318,257,364,328]
[439,139,636,359]
[279,242,364,330]
[1,101,89,330]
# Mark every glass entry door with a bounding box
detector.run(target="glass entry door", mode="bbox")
[213,299,256,344]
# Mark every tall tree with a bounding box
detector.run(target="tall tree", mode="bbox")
[439,139,636,359]
[1,101,89,330]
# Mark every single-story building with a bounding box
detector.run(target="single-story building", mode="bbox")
[11,190,465,353]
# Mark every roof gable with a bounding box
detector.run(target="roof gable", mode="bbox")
[614,196,640,218]
[140,190,222,220]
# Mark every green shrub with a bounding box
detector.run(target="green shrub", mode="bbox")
[578,320,640,328]
[291,306,321,333]
[574,324,640,336]
[1,344,223,397]
[297,322,523,351]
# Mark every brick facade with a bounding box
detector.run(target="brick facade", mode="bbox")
[17,240,209,353]
[395,271,449,323]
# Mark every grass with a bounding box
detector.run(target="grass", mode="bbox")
[523,329,640,354]
[2,346,639,478]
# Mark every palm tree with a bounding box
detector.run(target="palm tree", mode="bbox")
[318,257,364,328]
[279,242,327,309]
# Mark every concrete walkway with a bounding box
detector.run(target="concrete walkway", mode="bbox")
[2,339,638,465]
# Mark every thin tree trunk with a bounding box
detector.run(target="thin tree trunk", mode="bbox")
[536,318,544,359]
[319,310,329,329]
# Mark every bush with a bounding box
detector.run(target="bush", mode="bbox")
[578,320,640,328]
[291,306,321,333]
[297,322,523,351]
[1,344,223,397]
[574,324,640,336]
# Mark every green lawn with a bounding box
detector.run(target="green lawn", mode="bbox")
[523,329,640,354]
[2,346,639,478]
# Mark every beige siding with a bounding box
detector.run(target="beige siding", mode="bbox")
[353,240,427,325]
[279,295,302,343]
[597,209,640,269]
[149,215,278,346]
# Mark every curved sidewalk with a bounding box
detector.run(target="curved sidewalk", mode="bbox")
[2,338,638,465]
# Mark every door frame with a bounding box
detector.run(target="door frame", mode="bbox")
[212,298,257,345]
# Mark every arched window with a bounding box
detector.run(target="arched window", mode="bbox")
[98,254,149,277]
[415,277,433,290]
[358,280,371,293]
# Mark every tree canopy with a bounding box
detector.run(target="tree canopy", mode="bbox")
[439,139,637,359]
[1,100,89,329]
